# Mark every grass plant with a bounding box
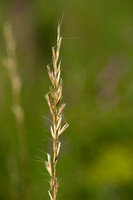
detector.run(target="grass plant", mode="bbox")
[45,22,69,200]
[3,21,31,200]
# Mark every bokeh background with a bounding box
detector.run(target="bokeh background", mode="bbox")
[0,0,133,200]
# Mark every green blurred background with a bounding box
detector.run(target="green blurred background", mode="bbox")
[0,0,133,199]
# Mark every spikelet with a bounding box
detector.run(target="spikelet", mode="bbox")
[58,123,69,136]
[50,126,56,139]
[57,142,61,157]
[56,115,62,130]
[45,154,52,177]
[57,103,66,120]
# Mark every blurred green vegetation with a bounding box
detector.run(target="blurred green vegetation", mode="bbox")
[0,0,133,199]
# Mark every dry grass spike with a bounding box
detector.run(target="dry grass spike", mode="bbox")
[45,21,69,200]
[3,21,31,200]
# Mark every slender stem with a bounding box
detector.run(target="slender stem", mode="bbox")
[54,161,57,200]
[53,107,58,200]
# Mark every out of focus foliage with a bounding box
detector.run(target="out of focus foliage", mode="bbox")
[0,0,133,200]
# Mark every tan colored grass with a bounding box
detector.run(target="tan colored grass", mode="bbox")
[3,21,31,200]
[45,22,69,200]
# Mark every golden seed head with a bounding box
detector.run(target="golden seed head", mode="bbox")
[45,22,69,200]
